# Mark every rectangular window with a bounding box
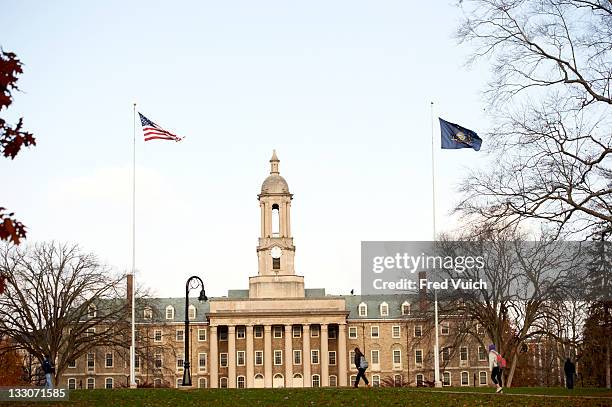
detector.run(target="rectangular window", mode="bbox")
[478,346,487,361]
[198,353,207,371]
[254,326,263,338]
[273,257,280,269]
[359,304,367,317]
[177,354,184,370]
[350,375,357,387]
[68,378,76,389]
[188,306,196,320]
[312,375,320,387]
[294,350,302,365]
[443,372,451,386]
[402,303,410,315]
[329,351,336,365]
[87,352,95,370]
[198,329,207,341]
[416,374,424,386]
[274,350,282,365]
[461,371,469,386]
[372,375,380,387]
[380,304,389,316]
[349,351,356,368]
[329,375,337,387]
[105,352,113,368]
[311,350,319,364]
[86,378,95,389]
[460,346,468,361]
[479,371,487,385]
[237,351,245,366]
[442,347,450,362]
[219,328,228,341]
[293,326,301,338]
[134,356,140,372]
[236,326,245,339]
[68,359,76,368]
[255,351,263,366]
[393,350,401,366]
[273,326,283,338]
[371,350,379,365]
[311,325,320,338]
[155,353,162,368]
[328,327,337,339]
[220,353,228,367]
[154,330,162,342]
[371,326,379,338]
[176,329,184,341]
[348,327,357,339]
[441,323,450,335]
[392,325,400,338]
[414,325,422,337]
[415,349,423,364]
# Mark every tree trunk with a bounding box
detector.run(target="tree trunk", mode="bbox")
[506,350,518,388]
[607,340,611,389]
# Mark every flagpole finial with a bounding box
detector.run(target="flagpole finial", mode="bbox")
[270,150,280,174]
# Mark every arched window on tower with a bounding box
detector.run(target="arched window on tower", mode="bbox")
[271,204,280,237]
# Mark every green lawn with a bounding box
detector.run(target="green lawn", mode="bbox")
[3,387,612,407]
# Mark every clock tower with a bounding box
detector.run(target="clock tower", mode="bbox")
[249,150,305,298]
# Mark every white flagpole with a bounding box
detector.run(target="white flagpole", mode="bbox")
[430,101,442,387]
[130,102,137,389]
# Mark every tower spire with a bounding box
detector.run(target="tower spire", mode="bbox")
[270,149,280,174]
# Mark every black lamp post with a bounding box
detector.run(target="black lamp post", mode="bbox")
[182,275,207,387]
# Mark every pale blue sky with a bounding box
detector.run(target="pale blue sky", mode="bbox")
[2,1,491,297]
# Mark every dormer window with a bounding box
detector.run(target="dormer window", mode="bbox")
[358,302,367,317]
[165,305,175,320]
[380,302,389,317]
[402,301,411,316]
[87,304,97,318]
[143,307,152,320]
[188,305,196,320]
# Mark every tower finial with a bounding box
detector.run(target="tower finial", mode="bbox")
[270,149,279,174]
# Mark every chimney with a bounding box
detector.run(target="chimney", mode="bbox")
[127,273,134,308]
[418,271,428,312]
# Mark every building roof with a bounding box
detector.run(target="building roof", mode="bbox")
[134,293,423,323]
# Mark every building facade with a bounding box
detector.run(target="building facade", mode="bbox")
[59,151,491,389]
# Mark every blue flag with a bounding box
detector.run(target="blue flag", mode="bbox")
[439,118,482,151]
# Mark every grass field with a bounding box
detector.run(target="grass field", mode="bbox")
[3,387,612,407]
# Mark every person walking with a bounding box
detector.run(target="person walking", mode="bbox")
[353,347,370,388]
[564,358,575,390]
[42,356,55,389]
[488,344,504,393]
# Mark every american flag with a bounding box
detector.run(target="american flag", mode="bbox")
[139,113,183,142]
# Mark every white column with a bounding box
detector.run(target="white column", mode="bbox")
[303,324,311,387]
[321,324,329,387]
[246,325,254,388]
[228,326,236,388]
[338,323,347,386]
[209,326,218,388]
[264,325,272,387]
[284,325,293,387]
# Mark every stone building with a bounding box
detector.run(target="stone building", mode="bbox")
[59,151,491,389]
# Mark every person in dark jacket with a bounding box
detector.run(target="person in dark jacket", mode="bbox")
[353,347,370,387]
[42,356,55,389]
[564,358,576,390]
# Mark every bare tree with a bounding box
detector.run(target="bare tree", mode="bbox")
[0,242,130,384]
[438,226,586,386]
[455,0,612,237]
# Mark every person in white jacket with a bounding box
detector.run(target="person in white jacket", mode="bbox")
[488,344,503,393]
